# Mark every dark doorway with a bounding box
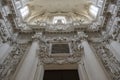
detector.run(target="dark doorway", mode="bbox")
[43,70,79,80]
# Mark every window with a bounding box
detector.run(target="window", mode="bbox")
[20,6,29,19]
[53,16,66,24]
[51,44,70,54]
[89,5,99,18]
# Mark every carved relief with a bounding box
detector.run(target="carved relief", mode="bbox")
[37,37,83,65]
[77,31,88,39]
[91,42,120,80]
[0,43,28,80]
[38,52,82,64]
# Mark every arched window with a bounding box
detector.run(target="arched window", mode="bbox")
[53,16,66,24]
[20,6,29,19]
[89,5,99,18]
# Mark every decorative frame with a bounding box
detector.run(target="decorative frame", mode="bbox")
[49,42,72,56]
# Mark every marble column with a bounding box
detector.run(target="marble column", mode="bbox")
[34,61,44,80]
[82,40,109,80]
[0,43,11,63]
[109,40,120,61]
[15,40,39,80]
[78,57,89,80]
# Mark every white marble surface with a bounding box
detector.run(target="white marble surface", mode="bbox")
[34,64,44,80]
[110,41,120,61]
[15,41,39,80]
[0,43,10,63]
[82,41,109,80]
[78,62,89,80]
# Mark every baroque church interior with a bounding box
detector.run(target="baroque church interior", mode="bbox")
[0,0,120,80]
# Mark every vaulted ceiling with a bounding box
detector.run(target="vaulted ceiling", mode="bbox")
[25,0,94,24]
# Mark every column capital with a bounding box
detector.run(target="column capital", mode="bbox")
[77,31,88,41]
[32,32,43,42]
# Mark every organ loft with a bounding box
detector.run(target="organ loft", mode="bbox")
[0,0,120,80]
